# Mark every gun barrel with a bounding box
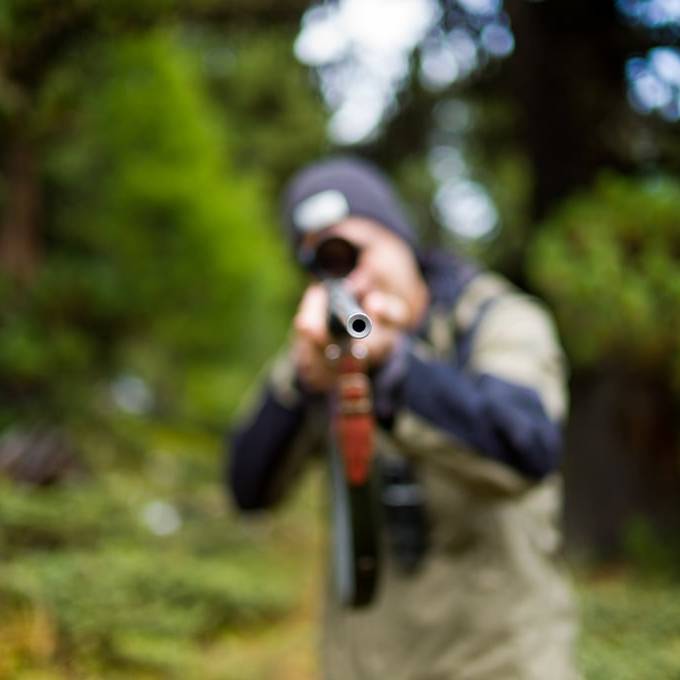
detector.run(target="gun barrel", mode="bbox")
[326,280,372,339]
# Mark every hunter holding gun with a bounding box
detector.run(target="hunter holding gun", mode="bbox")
[228,157,580,680]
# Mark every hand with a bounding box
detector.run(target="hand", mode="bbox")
[292,284,337,393]
[352,290,411,368]
[292,283,412,392]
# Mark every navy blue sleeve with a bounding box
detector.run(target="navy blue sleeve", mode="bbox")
[398,352,562,479]
[228,387,309,511]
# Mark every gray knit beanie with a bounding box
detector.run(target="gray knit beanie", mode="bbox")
[281,157,418,255]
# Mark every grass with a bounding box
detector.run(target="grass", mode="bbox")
[1,433,679,679]
[576,567,680,680]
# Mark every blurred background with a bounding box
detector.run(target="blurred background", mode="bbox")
[1,0,680,677]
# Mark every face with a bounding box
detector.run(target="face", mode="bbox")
[300,217,429,329]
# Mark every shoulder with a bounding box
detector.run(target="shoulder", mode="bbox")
[454,271,569,421]
[451,270,559,346]
[451,271,511,331]
[462,273,562,356]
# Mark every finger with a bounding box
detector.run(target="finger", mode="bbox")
[363,291,410,327]
[294,284,330,344]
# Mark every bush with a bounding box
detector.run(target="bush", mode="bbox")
[528,173,680,387]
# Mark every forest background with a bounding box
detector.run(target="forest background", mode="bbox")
[1,0,680,677]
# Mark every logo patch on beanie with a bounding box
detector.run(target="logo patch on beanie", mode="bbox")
[293,190,349,234]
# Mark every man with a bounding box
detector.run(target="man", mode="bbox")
[228,157,579,680]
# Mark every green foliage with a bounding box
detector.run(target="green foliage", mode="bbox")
[622,516,680,580]
[192,27,329,191]
[0,13,326,672]
[1,29,299,426]
[528,173,680,386]
[47,30,291,351]
[0,441,315,678]
[577,573,680,680]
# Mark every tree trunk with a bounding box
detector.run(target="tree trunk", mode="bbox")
[0,130,41,283]
[563,367,680,559]
[506,0,632,221]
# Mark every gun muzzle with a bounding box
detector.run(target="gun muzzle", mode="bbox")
[326,280,372,339]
